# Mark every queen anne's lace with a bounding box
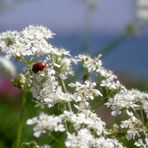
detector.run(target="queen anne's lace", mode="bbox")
[1,25,147,148]
[0,25,54,59]
[106,89,148,116]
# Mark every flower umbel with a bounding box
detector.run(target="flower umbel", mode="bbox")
[0,25,147,148]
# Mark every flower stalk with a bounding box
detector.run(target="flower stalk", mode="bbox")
[15,88,28,148]
[60,78,72,112]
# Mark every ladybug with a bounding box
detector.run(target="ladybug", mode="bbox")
[32,61,46,73]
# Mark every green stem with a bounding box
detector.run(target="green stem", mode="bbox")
[140,109,145,125]
[15,88,28,148]
[132,108,142,121]
[64,120,68,131]
[92,100,105,111]
[83,6,91,52]
[97,33,127,57]
[60,79,72,112]
[49,133,64,146]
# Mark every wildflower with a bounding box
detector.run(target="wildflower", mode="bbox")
[0,56,16,77]
[12,73,26,88]
[22,141,40,148]
[98,67,124,91]
[48,48,74,79]
[65,128,95,148]
[135,134,148,148]
[120,110,142,140]
[62,110,106,136]
[106,89,148,116]
[0,25,54,59]
[30,68,73,108]
[77,54,102,73]
[69,80,102,103]
[22,25,55,40]
[1,25,147,148]
[41,145,51,148]
[95,137,125,148]
[136,0,148,22]
[26,112,65,137]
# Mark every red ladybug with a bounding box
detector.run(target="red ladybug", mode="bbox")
[32,61,46,73]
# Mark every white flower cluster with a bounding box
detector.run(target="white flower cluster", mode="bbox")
[135,134,148,148]
[120,110,142,140]
[106,88,148,147]
[63,110,106,134]
[26,112,65,137]
[27,110,124,148]
[65,128,95,148]
[30,68,73,108]
[77,54,123,91]
[106,89,148,117]
[1,25,147,148]
[99,67,123,90]
[136,0,148,22]
[48,48,74,79]
[41,145,51,148]
[0,25,54,59]
[27,110,106,137]
[0,56,16,77]
[77,54,102,73]
[69,80,102,102]
[66,130,124,148]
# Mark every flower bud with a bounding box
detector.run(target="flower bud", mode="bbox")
[22,141,40,148]
[12,74,26,88]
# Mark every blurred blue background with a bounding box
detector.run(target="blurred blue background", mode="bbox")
[0,0,148,83]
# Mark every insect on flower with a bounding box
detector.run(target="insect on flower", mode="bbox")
[32,61,46,73]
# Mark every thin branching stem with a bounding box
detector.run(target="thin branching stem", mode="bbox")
[60,78,73,112]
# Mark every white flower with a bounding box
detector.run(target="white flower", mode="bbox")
[26,112,65,137]
[30,68,73,108]
[49,48,74,79]
[2,25,147,148]
[0,56,16,77]
[63,110,106,136]
[59,57,74,79]
[106,89,148,116]
[120,110,142,140]
[0,25,55,59]
[65,128,95,148]
[22,25,55,40]
[136,0,148,22]
[99,67,124,90]
[136,0,148,7]
[95,137,124,148]
[137,9,148,22]
[69,80,102,103]
[77,54,102,73]
[66,129,124,148]
[135,134,148,148]
[143,101,148,118]
[76,54,123,91]
[41,145,51,148]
